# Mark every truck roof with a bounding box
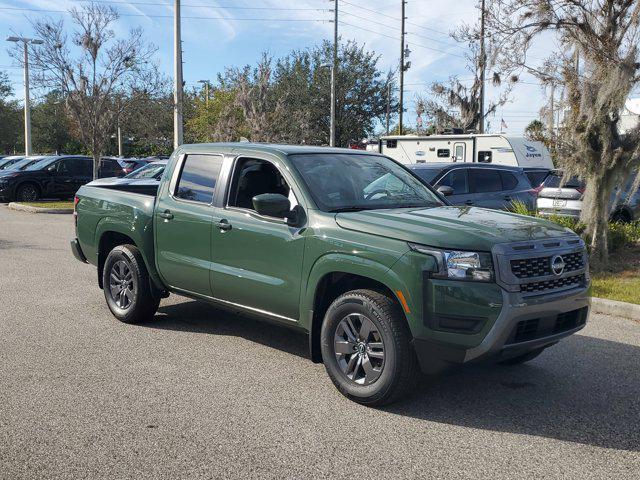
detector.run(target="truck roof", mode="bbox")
[180,142,378,156]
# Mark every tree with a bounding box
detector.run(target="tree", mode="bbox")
[185,87,247,143]
[491,0,640,264]
[23,3,157,178]
[418,3,517,132]
[31,90,80,154]
[0,72,22,154]
[218,40,395,146]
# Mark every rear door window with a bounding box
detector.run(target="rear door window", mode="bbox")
[499,171,519,190]
[438,169,469,194]
[174,154,224,203]
[525,170,549,187]
[470,169,502,193]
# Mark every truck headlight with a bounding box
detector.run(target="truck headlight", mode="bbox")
[408,243,494,282]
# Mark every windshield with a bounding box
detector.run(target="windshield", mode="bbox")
[410,168,443,184]
[25,157,57,171]
[5,158,41,171]
[125,162,165,179]
[289,153,444,212]
[543,172,585,189]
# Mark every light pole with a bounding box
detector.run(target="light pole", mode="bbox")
[320,62,336,146]
[173,0,184,149]
[198,80,210,106]
[7,36,43,156]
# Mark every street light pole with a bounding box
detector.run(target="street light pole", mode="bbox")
[6,36,43,156]
[198,80,210,107]
[478,0,486,134]
[173,0,184,149]
[330,0,337,147]
[399,0,407,135]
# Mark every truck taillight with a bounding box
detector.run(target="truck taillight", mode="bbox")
[73,195,79,227]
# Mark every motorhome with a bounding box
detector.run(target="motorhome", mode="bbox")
[379,134,554,169]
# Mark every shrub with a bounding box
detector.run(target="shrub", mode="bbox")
[509,199,535,216]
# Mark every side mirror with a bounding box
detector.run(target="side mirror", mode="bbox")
[252,193,291,219]
[437,185,454,196]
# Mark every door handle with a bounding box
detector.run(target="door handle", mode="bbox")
[503,196,512,202]
[465,200,474,205]
[215,219,232,231]
[158,210,174,220]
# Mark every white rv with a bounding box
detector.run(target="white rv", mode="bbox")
[379,134,554,169]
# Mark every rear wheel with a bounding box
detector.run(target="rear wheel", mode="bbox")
[321,289,418,406]
[15,183,39,202]
[499,347,545,365]
[102,244,159,324]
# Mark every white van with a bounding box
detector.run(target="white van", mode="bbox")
[379,134,554,169]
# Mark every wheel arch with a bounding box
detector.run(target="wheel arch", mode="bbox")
[303,254,414,363]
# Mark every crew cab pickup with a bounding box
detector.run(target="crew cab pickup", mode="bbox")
[71,143,590,405]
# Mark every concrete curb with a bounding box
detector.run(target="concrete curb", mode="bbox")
[8,202,73,214]
[591,297,640,320]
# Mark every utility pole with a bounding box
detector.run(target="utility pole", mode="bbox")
[117,123,123,157]
[330,0,337,147]
[478,0,486,134]
[6,36,43,156]
[399,0,407,135]
[173,0,184,149]
[386,82,391,135]
[548,82,555,138]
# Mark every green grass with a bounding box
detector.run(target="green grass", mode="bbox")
[17,200,73,209]
[591,276,640,305]
[590,244,640,305]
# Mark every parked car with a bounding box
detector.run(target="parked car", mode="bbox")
[72,144,590,406]
[0,155,92,202]
[537,170,640,221]
[407,163,538,211]
[124,159,167,180]
[0,156,25,170]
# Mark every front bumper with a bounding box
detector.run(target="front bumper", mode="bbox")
[412,287,590,372]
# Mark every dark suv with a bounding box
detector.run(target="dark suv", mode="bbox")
[0,155,92,202]
[408,163,537,211]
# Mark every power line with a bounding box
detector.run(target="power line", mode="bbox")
[338,20,465,59]
[0,6,330,22]
[71,0,330,11]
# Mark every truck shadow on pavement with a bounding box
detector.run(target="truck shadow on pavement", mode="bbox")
[150,301,638,452]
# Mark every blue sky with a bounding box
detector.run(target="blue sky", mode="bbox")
[1,0,554,135]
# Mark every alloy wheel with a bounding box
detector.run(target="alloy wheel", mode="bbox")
[109,260,135,310]
[18,185,38,202]
[334,313,385,385]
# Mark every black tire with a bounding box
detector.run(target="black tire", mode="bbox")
[499,347,545,366]
[15,183,40,202]
[102,244,160,324]
[611,210,631,223]
[320,289,419,406]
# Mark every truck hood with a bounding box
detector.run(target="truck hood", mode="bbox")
[335,206,574,251]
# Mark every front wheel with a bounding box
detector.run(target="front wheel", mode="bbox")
[15,183,39,202]
[102,244,160,324]
[320,289,419,406]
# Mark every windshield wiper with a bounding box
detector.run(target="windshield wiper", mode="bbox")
[328,206,368,213]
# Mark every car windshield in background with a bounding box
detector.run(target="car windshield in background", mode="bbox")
[410,168,443,184]
[125,162,166,179]
[543,173,585,189]
[7,158,42,171]
[25,157,56,171]
[289,153,443,212]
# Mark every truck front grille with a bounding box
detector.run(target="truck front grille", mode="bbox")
[510,251,584,279]
[519,273,586,294]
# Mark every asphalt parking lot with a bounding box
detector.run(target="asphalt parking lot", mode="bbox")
[0,205,639,479]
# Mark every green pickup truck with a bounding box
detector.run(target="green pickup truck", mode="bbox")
[71,143,590,405]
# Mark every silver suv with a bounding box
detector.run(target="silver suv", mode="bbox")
[537,170,639,222]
